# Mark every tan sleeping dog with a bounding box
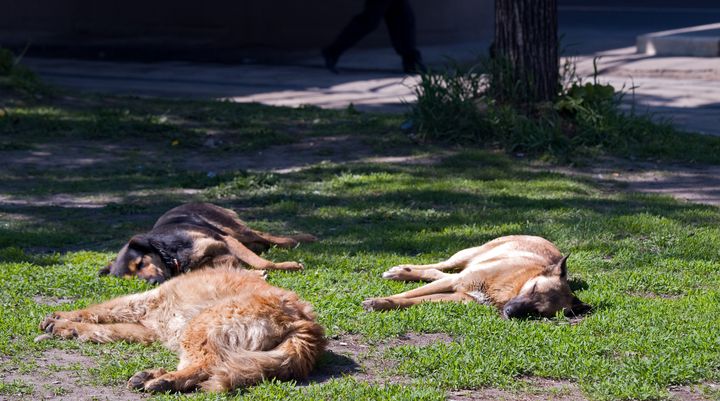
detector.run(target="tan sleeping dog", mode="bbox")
[37,267,326,393]
[363,235,590,318]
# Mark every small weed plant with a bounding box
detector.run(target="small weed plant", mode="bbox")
[411,57,720,163]
[0,46,46,94]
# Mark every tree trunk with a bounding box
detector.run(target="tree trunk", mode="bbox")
[494,0,558,105]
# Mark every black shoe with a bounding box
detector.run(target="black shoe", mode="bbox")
[402,57,427,74]
[321,48,339,74]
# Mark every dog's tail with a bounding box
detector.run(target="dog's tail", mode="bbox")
[201,311,325,392]
[289,233,318,244]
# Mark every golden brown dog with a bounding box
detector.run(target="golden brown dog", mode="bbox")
[100,202,316,284]
[37,267,326,393]
[363,235,590,318]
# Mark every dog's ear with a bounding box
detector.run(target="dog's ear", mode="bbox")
[549,254,570,278]
[564,296,591,317]
[128,235,152,252]
[148,238,178,269]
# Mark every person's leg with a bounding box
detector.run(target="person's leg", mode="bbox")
[323,0,391,72]
[384,0,425,73]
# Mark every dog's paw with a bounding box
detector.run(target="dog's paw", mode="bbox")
[246,269,268,280]
[39,311,86,331]
[39,312,64,331]
[362,298,395,312]
[361,299,377,311]
[39,313,71,332]
[39,314,58,331]
[39,319,79,339]
[127,371,153,390]
[128,369,167,390]
[143,378,174,393]
[381,265,414,280]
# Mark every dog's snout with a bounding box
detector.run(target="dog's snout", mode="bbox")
[502,299,533,319]
[502,303,517,319]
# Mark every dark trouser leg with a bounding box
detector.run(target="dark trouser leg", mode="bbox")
[384,0,423,72]
[324,0,391,59]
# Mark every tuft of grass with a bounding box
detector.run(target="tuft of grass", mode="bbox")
[411,58,720,164]
[0,379,35,396]
[205,171,280,199]
[0,47,47,95]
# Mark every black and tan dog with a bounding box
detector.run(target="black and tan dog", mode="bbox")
[100,203,316,283]
[363,235,590,318]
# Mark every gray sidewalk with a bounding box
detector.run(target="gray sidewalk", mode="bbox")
[24,57,419,113]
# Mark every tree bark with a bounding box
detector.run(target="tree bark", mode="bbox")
[494,0,558,104]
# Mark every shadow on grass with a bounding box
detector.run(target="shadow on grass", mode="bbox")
[568,278,589,292]
[2,153,719,262]
[304,351,360,385]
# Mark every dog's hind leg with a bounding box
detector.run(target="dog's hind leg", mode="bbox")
[363,292,472,311]
[363,275,461,311]
[127,369,167,390]
[132,299,256,393]
[38,320,157,344]
[223,235,303,271]
[138,364,210,393]
[129,318,215,392]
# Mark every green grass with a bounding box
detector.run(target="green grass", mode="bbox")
[1,92,720,400]
[0,380,34,396]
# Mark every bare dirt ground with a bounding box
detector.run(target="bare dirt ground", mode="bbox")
[310,332,455,385]
[0,349,146,401]
[448,378,587,401]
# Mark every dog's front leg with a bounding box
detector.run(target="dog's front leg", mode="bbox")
[39,290,157,329]
[381,250,474,280]
[37,320,157,344]
[389,275,459,299]
[382,266,449,282]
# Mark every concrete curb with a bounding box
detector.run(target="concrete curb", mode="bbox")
[637,22,720,57]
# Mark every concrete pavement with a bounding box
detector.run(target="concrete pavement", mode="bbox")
[23,57,419,112]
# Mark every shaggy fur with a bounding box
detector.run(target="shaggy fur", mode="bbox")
[100,202,316,284]
[363,235,590,318]
[37,267,326,392]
